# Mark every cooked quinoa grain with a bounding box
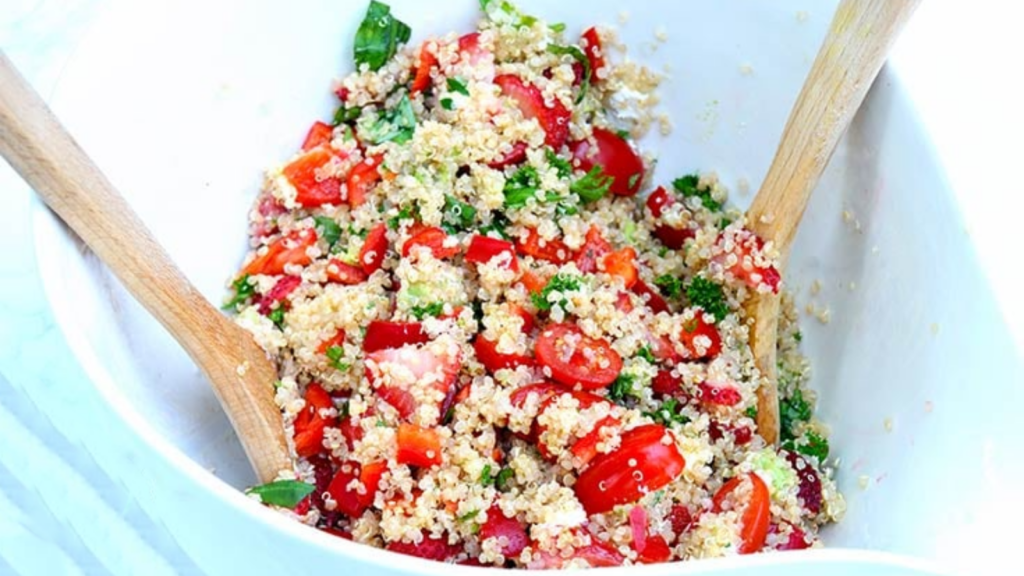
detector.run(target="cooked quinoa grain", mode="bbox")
[229,0,843,567]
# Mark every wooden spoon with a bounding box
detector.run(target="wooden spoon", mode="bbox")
[747,0,920,445]
[0,52,291,483]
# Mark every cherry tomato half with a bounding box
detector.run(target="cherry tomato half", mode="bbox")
[712,472,770,554]
[571,127,644,196]
[535,324,622,390]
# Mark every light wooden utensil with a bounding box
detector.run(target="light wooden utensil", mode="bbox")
[747,0,920,445]
[0,52,291,483]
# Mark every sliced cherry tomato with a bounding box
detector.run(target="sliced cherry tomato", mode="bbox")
[515,228,572,264]
[509,382,563,408]
[573,424,685,514]
[465,235,518,272]
[495,74,571,149]
[574,226,611,274]
[301,121,334,151]
[646,186,673,218]
[678,311,722,360]
[631,279,669,314]
[386,531,462,562]
[637,534,672,564]
[667,504,694,543]
[714,229,781,293]
[326,463,366,517]
[699,381,742,407]
[569,414,620,468]
[487,141,528,169]
[535,323,622,390]
[535,390,609,460]
[326,259,368,285]
[581,27,606,78]
[257,275,301,315]
[242,228,318,276]
[363,321,428,352]
[411,43,437,94]
[402,226,460,260]
[479,505,528,558]
[473,337,533,373]
[654,223,695,250]
[712,472,771,554]
[457,32,487,65]
[359,222,388,275]
[396,423,443,467]
[602,247,638,288]
[570,127,644,196]
[366,343,461,424]
[346,154,383,207]
[283,148,343,207]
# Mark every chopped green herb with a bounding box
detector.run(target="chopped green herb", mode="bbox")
[570,166,613,203]
[363,93,416,145]
[447,77,470,96]
[503,166,559,208]
[549,22,567,33]
[222,275,256,310]
[672,173,722,211]
[717,216,733,230]
[779,388,812,441]
[442,195,477,234]
[478,212,511,240]
[546,148,572,178]
[554,200,579,218]
[480,463,494,486]
[653,274,683,299]
[246,480,315,508]
[745,405,759,419]
[440,97,454,111]
[267,308,285,329]
[794,331,803,343]
[547,44,591,103]
[658,247,669,258]
[314,216,342,248]
[325,345,350,371]
[332,102,362,125]
[495,466,514,491]
[627,173,641,189]
[347,223,369,239]
[354,0,412,72]
[637,345,657,364]
[789,430,830,462]
[376,417,387,427]
[608,373,639,404]
[387,205,417,230]
[458,509,480,522]
[644,398,690,427]
[531,273,581,312]
[410,302,444,320]
[686,276,729,322]
[615,128,631,139]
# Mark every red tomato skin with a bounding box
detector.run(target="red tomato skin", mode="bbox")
[402,226,460,260]
[283,148,343,207]
[326,463,367,518]
[386,531,462,562]
[601,247,638,288]
[257,275,301,315]
[301,121,334,151]
[515,228,573,264]
[631,279,669,314]
[326,259,368,285]
[479,506,529,557]
[362,321,428,353]
[359,223,388,275]
[465,235,518,272]
[646,186,672,218]
[473,337,534,373]
[534,324,623,390]
[574,226,611,274]
[713,472,771,554]
[346,154,383,207]
[495,74,571,149]
[699,381,742,406]
[411,44,437,94]
[570,128,644,196]
[581,27,606,77]
[396,423,443,468]
[678,311,723,360]
[637,535,672,563]
[654,224,695,250]
[242,229,317,277]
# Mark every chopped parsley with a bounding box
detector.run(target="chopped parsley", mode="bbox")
[353,0,411,72]
[546,148,572,178]
[480,464,514,491]
[442,195,477,234]
[245,480,315,508]
[531,273,581,312]
[410,302,444,320]
[615,129,631,139]
[571,166,613,203]
[672,173,722,211]
[325,345,350,371]
[478,212,511,240]
[644,398,690,427]
[794,331,803,343]
[549,22,566,33]
[446,77,470,96]
[387,204,417,229]
[314,216,342,249]
[332,102,362,125]
[222,275,256,310]
[547,44,591,103]
[745,405,759,419]
[636,345,657,364]
[779,388,813,441]
[686,276,729,322]
[363,93,416,145]
[458,509,480,522]
[267,308,285,329]
[608,373,640,404]
[440,97,454,111]
[504,165,559,208]
[653,274,683,299]
[784,430,830,462]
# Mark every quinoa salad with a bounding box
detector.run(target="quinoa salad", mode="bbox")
[225,0,844,567]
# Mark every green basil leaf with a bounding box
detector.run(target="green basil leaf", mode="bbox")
[447,77,470,96]
[570,166,613,203]
[354,0,412,72]
[314,216,342,248]
[246,480,315,508]
[362,93,416,145]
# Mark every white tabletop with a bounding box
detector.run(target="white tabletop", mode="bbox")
[1,1,1021,574]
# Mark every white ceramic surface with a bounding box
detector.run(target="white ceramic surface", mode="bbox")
[29,0,1024,574]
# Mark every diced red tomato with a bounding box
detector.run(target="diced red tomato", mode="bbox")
[293,383,335,458]
[339,414,364,451]
[327,463,367,518]
[376,386,417,420]
[516,228,572,264]
[646,331,683,364]
[402,226,460,260]
[386,531,462,562]
[714,229,781,293]
[359,223,388,275]
[573,424,685,514]
[535,324,622,390]
[569,414,619,467]
[637,534,672,563]
[667,504,694,543]
[576,537,626,567]
[242,229,318,277]
[396,423,443,467]
[654,224,695,250]
[495,74,571,149]
[629,505,649,553]
[357,460,387,508]
[326,259,368,285]
[363,321,428,352]
[465,235,518,272]
[479,506,528,557]
[283,148,343,207]
[784,451,823,515]
[301,121,334,151]
[367,343,461,424]
[457,32,487,64]
[411,43,438,94]
[631,279,669,314]
[602,247,638,288]
[487,141,528,169]
[257,275,301,315]
[574,226,611,274]
[651,370,683,398]
[581,27,606,78]
[678,311,722,360]
[646,186,673,218]
[712,473,771,554]
[771,522,812,551]
[534,390,609,460]
[474,337,533,373]
[509,382,563,408]
[293,419,328,457]
[520,269,548,295]
[346,154,383,207]
[509,303,535,333]
[570,128,644,196]
[699,381,742,407]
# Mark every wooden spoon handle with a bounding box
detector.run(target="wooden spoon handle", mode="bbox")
[748,0,920,445]
[0,52,290,483]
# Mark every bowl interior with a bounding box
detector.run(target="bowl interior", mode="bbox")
[34,0,1023,573]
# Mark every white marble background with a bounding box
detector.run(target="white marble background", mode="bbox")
[1,1,1022,575]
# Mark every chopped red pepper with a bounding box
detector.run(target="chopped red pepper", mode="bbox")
[397,423,443,467]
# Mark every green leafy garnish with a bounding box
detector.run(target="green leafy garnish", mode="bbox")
[608,373,640,404]
[744,405,758,419]
[628,173,642,189]
[644,398,690,427]
[653,274,683,299]
[637,345,657,364]
[686,276,729,322]
[447,77,470,96]
[410,302,445,320]
[458,510,480,522]
[672,173,721,211]
[478,212,511,240]
[531,273,581,312]
[325,345,350,371]
[354,0,412,72]
[387,205,417,230]
[571,166,613,203]
[784,430,830,462]
[480,464,514,491]
[547,44,591,104]
[246,480,315,508]
[615,129,631,139]
[503,166,558,208]
[363,93,416,145]
[332,102,362,125]
[549,22,567,33]
[267,308,286,329]
[779,388,812,441]
[440,97,454,111]
[442,195,477,234]
[314,216,342,249]
[546,148,572,178]
[222,275,256,310]
[794,331,803,343]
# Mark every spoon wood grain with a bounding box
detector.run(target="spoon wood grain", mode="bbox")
[746,0,920,445]
[0,52,290,483]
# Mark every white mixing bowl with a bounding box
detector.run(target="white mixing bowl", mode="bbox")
[32,0,1024,574]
